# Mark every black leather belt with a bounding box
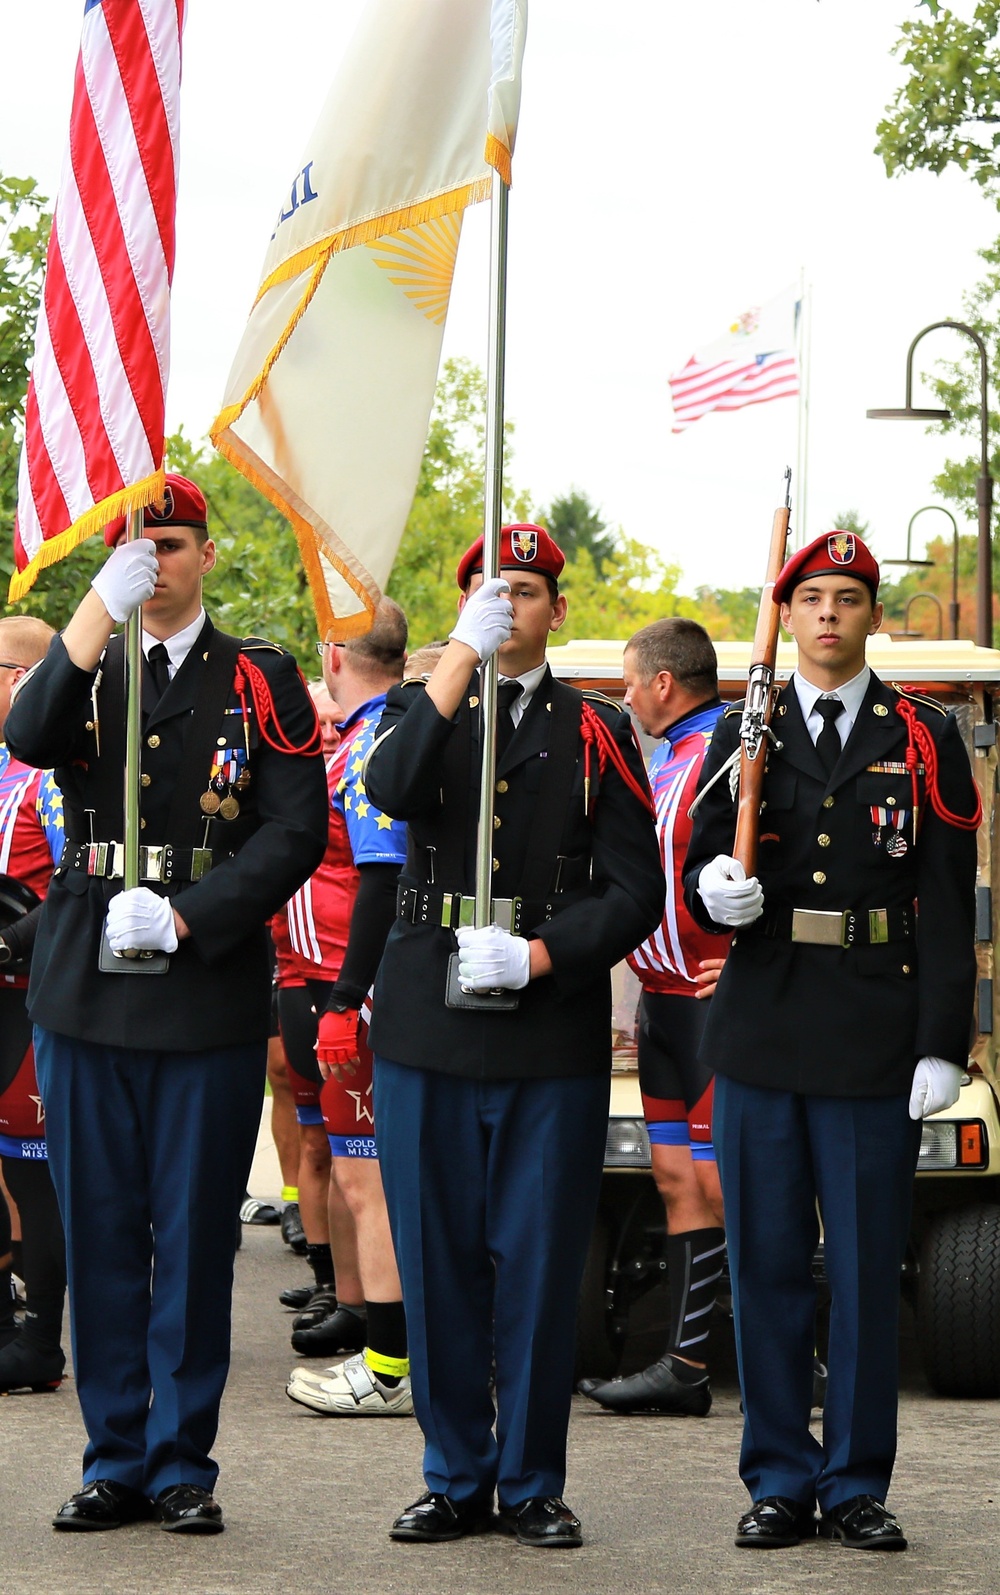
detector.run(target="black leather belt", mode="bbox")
[60,842,216,884]
[754,905,914,948]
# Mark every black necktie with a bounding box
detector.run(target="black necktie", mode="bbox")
[815,697,844,778]
[496,679,522,759]
[147,642,171,702]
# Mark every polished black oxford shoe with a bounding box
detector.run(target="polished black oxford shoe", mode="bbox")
[53,1480,152,1532]
[580,1355,711,1416]
[154,1483,224,1534]
[735,1496,817,1548]
[495,1496,583,1548]
[389,1491,494,1542]
[818,1495,907,1551]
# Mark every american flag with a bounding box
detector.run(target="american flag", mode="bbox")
[668,350,800,434]
[668,286,801,434]
[11,0,185,601]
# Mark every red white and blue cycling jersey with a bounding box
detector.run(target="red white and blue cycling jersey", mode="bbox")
[628,702,731,996]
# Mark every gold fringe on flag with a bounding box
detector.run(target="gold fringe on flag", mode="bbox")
[9,469,166,602]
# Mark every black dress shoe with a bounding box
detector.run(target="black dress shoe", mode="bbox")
[279,1283,315,1311]
[154,1483,224,1534]
[389,1491,494,1542]
[53,1480,152,1532]
[818,1495,907,1551]
[580,1355,711,1416]
[496,1496,582,1548]
[735,1496,817,1548]
[291,1304,367,1357]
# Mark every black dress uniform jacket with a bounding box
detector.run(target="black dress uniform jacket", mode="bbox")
[683,672,978,1097]
[5,617,328,1052]
[365,667,664,1079]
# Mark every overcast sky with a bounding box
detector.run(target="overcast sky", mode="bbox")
[2,1,995,596]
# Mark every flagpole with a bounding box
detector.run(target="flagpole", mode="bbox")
[123,506,144,892]
[474,171,510,929]
[795,270,812,549]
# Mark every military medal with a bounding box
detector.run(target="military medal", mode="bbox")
[200,790,221,815]
[219,795,240,820]
[887,833,908,858]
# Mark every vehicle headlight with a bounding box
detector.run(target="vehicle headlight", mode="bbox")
[917,1119,988,1171]
[918,1122,958,1170]
[604,1118,651,1168]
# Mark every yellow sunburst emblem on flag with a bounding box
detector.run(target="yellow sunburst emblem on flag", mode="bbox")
[366,214,461,326]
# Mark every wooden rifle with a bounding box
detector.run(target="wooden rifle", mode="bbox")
[733,468,793,877]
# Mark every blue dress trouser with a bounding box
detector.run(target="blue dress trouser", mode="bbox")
[374,1056,609,1507]
[713,1074,921,1510]
[34,1026,266,1498]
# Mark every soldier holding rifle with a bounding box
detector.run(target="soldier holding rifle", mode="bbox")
[685,524,980,1552]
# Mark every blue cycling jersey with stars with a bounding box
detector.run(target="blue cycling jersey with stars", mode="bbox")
[332,694,407,867]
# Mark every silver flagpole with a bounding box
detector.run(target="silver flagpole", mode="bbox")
[123,505,144,893]
[474,171,510,929]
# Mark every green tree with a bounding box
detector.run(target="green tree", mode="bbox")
[876,2,1000,200]
[558,542,699,642]
[542,489,617,571]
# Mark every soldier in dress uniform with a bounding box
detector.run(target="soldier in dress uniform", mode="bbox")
[684,531,980,1553]
[5,474,327,1535]
[363,525,664,1549]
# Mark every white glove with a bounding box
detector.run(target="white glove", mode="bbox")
[105,887,178,954]
[908,1056,964,1120]
[91,538,158,622]
[455,924,530,991]
[450,578,514,663]
[697,854,764,928]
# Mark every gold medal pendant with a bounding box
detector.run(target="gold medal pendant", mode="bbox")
[234,771,251,792]
[200,790,221,816]
[219,794,240,821]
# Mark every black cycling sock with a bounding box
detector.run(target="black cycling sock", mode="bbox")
[363,1299,408,1387]
[666,1226,726,1364]
[306,1242,334,1288]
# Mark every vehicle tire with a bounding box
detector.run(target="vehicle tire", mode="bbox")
[575,1210,617,1381]
[917,1203,1000,1398]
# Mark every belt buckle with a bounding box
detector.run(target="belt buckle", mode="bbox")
[868,908,889,945]
[791,908,848,947]
[492,897,522,936]
[107,843,125,880]
[190,848,212,882]
[141,845,165,883]
[87,842,108,878]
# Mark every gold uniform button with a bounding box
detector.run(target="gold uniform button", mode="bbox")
[493,815,501,829]
[817,834,831,848]
[886,796,896,806]
[496,779,508,794]
[492,857,500,872]
[140,774,151,788]
[217,737,227,748]
[85,720,95,731]
[140,818,146,830]
[147,734,160,749]
[812,870,826,885]
[468,695,480,708]
[902,964,911,975]
[822,795,835,809]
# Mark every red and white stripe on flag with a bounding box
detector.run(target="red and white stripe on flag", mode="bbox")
[11,0,185,601]
[668,351,799,434]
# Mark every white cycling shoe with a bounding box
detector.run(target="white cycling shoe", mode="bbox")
[286,1351,414,1416]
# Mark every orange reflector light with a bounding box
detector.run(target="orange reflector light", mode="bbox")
[960,1123,984,1166]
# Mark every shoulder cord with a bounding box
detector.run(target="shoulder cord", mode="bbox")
[235,653,322,757]
[579,701,656,819]
[895,698,982,834]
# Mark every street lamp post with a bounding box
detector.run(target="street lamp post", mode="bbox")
[867,320,993,648]
[884,505,961,640]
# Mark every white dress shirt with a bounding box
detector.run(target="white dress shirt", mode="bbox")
[141,608,206,682]
[792,664,871,750]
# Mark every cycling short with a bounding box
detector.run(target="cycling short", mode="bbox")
[638,990,715,1160]
[277,980,331,1122]
[320,1018,376,1159]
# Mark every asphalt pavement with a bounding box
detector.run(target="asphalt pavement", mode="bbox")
[3,1114,999,1595]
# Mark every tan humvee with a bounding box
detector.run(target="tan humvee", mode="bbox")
[550,635,1000,1396]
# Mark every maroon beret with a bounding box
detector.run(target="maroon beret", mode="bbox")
[104,473,209,547]
[456,523,566,590]
[773,531,880,606]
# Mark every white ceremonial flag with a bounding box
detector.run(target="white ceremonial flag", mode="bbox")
[211,0,527,638]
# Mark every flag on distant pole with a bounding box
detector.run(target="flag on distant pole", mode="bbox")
[668,285,800,434]
[211,0,527,640]
[10,0,185,601]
